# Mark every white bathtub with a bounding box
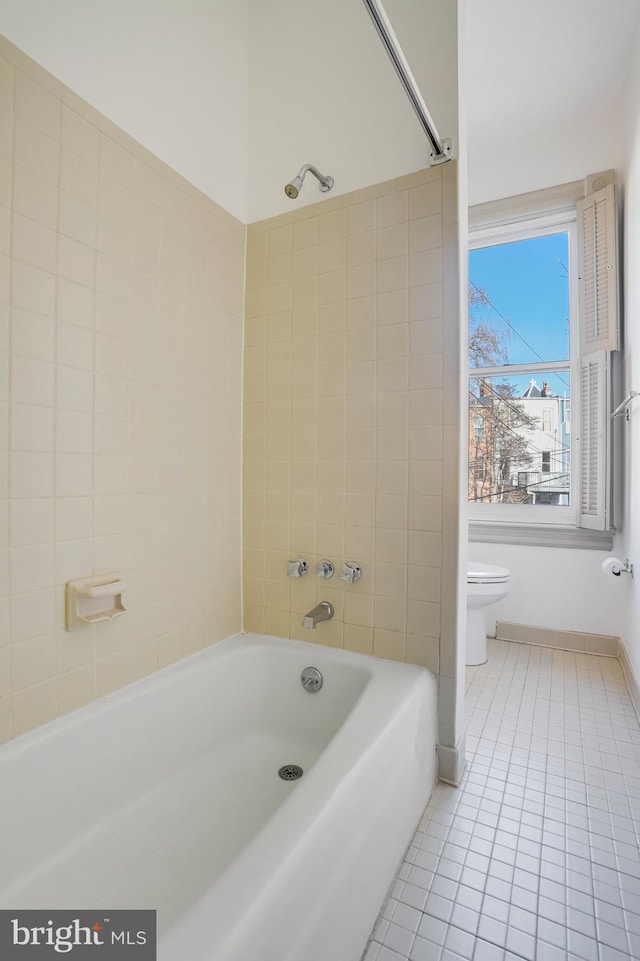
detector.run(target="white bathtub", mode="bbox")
[0,633,437,961]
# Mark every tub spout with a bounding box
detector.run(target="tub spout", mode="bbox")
[302,601,334,629]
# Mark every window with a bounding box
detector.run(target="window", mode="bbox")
[473,457,486,484]
[468,227,575,518]
[468,178,619,538]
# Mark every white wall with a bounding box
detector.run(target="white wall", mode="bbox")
[246,0,458,222]
[466,3,638,646]
[615,26,640,680]
[468,544,625,639]
[455,0,469,761]
[469,94,624,210]
[466,0,639,207]
[0,0,249,221]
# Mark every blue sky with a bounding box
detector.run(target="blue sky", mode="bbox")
[469,231,570,397]
[469,232,570,364]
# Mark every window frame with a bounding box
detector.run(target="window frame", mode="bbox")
[468,215,580,528]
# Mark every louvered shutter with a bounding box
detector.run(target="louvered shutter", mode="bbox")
[579,351,609,530]
[577,184,619,354]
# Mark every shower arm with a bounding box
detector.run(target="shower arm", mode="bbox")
[296,164,334,191]
[362,0,452,166]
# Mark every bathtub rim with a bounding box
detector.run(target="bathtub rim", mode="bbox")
[0,631,431,758]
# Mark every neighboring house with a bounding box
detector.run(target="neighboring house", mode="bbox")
[468,378,571,505]
[513,378,571,505]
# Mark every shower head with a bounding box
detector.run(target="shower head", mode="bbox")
[285,176,304,199]
[284,164,334,200]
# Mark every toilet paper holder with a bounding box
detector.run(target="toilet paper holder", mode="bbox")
[601,557,634,578]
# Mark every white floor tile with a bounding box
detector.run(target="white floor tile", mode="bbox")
[410,937,442,961]
[383,922,415,956]
[364,639,640,961]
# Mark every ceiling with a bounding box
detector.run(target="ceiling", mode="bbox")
[0,0,458,223]
[466,0,640,205]
[1,2,638,219]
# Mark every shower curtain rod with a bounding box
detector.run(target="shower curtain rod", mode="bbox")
[362,0,452,166]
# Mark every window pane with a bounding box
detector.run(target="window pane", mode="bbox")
[468,372,571,506]
[469,232,570,367]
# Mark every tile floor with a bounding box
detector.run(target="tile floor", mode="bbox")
[364,639,640,961]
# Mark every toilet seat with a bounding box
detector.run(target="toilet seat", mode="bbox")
[467,562,510,585]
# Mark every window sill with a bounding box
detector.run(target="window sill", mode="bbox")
[469,521,615,551]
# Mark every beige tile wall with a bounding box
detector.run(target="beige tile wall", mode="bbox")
[0,36,244,742]
[243,165,460,687]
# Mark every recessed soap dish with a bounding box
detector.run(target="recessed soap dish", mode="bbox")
[65,574,127,631]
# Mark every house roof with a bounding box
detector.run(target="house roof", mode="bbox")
[521,379,542,398]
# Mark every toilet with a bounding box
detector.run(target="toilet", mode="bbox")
[466,562,511,665]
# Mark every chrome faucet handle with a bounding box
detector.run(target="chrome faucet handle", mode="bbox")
[340,562,362,584]
[287,557,309,578]
[316,559,334,579]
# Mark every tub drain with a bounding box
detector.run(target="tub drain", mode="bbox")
[278,764,303,781]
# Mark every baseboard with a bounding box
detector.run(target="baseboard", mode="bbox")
[438,734,466,786]
[619,640,640,722]
[496,620,619,657]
